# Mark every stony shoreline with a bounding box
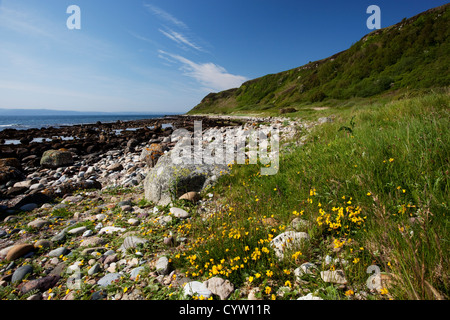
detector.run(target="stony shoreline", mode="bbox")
[0,115,246,209]
[0,114,317,300]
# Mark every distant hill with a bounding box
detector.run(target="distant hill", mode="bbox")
[188,4,450,115]
[0,109,108,116]
[0,108,172,116]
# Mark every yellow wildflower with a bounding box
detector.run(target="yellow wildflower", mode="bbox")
[345,289,354,296]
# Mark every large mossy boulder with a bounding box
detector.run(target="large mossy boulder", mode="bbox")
[40,150,74,168]
[143,150,229,206]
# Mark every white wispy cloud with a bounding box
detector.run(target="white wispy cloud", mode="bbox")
[144,3,187,29]
[158,50,248,92]
[0,6,55,39]
[0,2,191,112]
[158,28,203,52]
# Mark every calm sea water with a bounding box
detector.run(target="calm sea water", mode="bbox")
[0,114,165,131]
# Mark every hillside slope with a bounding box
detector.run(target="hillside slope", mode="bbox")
[188,4,450,115]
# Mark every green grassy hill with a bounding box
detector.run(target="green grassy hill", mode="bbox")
[188,4,450,115]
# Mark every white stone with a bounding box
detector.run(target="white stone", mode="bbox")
[269,231,309,259]
[95,222,103,230]
[119,236,148,252]
[183,281,212,299]
[158,215,172,226]
[13,180,33,188]
[127,218,140,226]
[204,277,234,300]
[294,262,317,279]
[155,256,170,275]
[106,263,117,273]
[297,293,323,300]
[82,230,93,237]
[68,226,87,235]
[320,270,348,284]
[169,207,190,219]
[95,214,106,221]
[98,226,126,235]
[67,261,82,274]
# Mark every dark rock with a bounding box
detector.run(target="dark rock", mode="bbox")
[19,137,31,145]
[0,166,25,185]
[126,138,139,151]
[91,289,107,300]
[86,145,98,154]
[279,107,297,114]
[107,163,123,172]
[19,274,60,294]
[9,192,51,210]
[12,265,33,283]
[0,158,21,170]
[6,186,28,197]
[49,263,67,277]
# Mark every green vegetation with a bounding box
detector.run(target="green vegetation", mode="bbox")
[174,91,449,299]
[183,6,449,299]
[188,4,449,116]
[1,5,448,301]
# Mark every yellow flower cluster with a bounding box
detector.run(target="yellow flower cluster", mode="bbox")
[177,220,192,236]
[333,238,348,249]
[291,251,302,260]
[315,195,366,233]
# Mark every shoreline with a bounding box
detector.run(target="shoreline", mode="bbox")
[0,115,249,210]
[0,113,309,211]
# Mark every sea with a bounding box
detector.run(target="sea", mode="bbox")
[0,114,176,145]
[0,114,167,131]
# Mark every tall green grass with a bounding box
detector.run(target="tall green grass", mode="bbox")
[173,91,449,300]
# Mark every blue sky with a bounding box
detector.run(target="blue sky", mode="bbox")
[0,0,447,114]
